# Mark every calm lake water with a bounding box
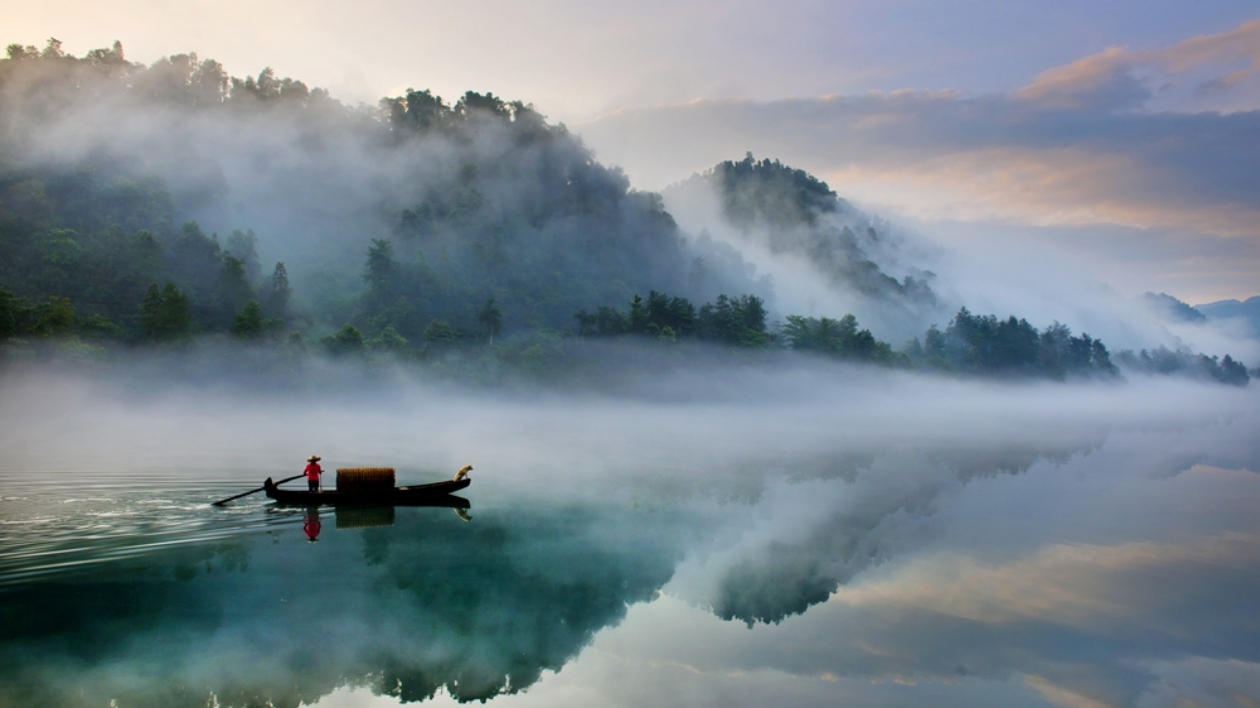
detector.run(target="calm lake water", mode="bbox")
[1,365,1258,707]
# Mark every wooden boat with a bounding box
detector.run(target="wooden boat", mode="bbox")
[263,476,470,506]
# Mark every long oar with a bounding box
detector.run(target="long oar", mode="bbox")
[212,473,306,506]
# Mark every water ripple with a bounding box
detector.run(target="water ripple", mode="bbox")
[0,468,306,586]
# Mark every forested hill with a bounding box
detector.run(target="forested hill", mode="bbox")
[0,39,1250,387]
[663,155,939,321]
[0,38,761,348]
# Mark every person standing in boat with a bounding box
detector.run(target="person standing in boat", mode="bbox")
[304,455,323,492]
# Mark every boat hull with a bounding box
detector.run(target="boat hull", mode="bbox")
[264,477,470,506]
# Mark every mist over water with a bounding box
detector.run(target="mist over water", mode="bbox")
[1,359,1257,707]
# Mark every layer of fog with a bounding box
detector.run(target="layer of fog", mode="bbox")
[5,358,1256,488]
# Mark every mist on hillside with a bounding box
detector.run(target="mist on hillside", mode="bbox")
[662,158,1260,368]
[0,39,1255,388]
[0,41,764,343]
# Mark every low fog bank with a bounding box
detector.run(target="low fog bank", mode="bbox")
[3,351,1254,497]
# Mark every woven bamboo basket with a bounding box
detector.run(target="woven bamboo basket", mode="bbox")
[336,467,396,491]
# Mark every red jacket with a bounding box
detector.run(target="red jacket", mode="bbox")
[304,462,322,481]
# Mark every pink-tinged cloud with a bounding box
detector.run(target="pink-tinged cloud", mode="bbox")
[1017,19,1260,113]
[1017,46,1148,111]
[1164,19,1260,74]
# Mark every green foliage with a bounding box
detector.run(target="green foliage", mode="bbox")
[231,300,265,340]
[216,255,254,327]
[1219,355,1251,385]
[75,313,123,340]
[575,291,768,347]
[645,291,698,337]
[267,262,290,315]
[698,294,769,347]
[0,288,28,338]
[369,325,408,352]
[139,283,192,341]
[225,229,261,282]
[423,320,460,346]
[782,314,894,363]
[713,152,838,228]
[904,307,1119,379]
[30,296,75,337]
[1115,346,1250,386]
[364,239,395,292]
[322,324,364,355]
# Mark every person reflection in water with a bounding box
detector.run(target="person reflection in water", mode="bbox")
[303,507,321,542]
[304,455,322,492]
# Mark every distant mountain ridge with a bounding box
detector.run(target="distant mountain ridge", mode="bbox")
[1141,292,1208,323]
[1196,296,1260,317]
[1195,296,1260,338]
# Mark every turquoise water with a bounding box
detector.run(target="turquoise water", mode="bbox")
[2,370,1258,707]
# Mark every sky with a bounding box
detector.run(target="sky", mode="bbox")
[6,0,1259,303]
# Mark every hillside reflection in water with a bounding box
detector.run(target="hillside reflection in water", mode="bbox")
[0,371,1257,707]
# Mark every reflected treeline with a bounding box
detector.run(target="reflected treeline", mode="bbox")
[0,502,682,707]
[705,437,1105,626]
[357,506,679,702]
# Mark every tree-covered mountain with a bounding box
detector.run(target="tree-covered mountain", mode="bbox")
[0,39,1250,386]
[1140,292,1208,323]
[0,38,762,347]
[662,154,940,332]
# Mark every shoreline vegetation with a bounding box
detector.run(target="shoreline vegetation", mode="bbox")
[0,39,1251,387]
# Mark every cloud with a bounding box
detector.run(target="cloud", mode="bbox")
[575,19,1260,302]
[579,79,1260,237]
[1016,20,1260,114]
[1018,46,1151,111]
